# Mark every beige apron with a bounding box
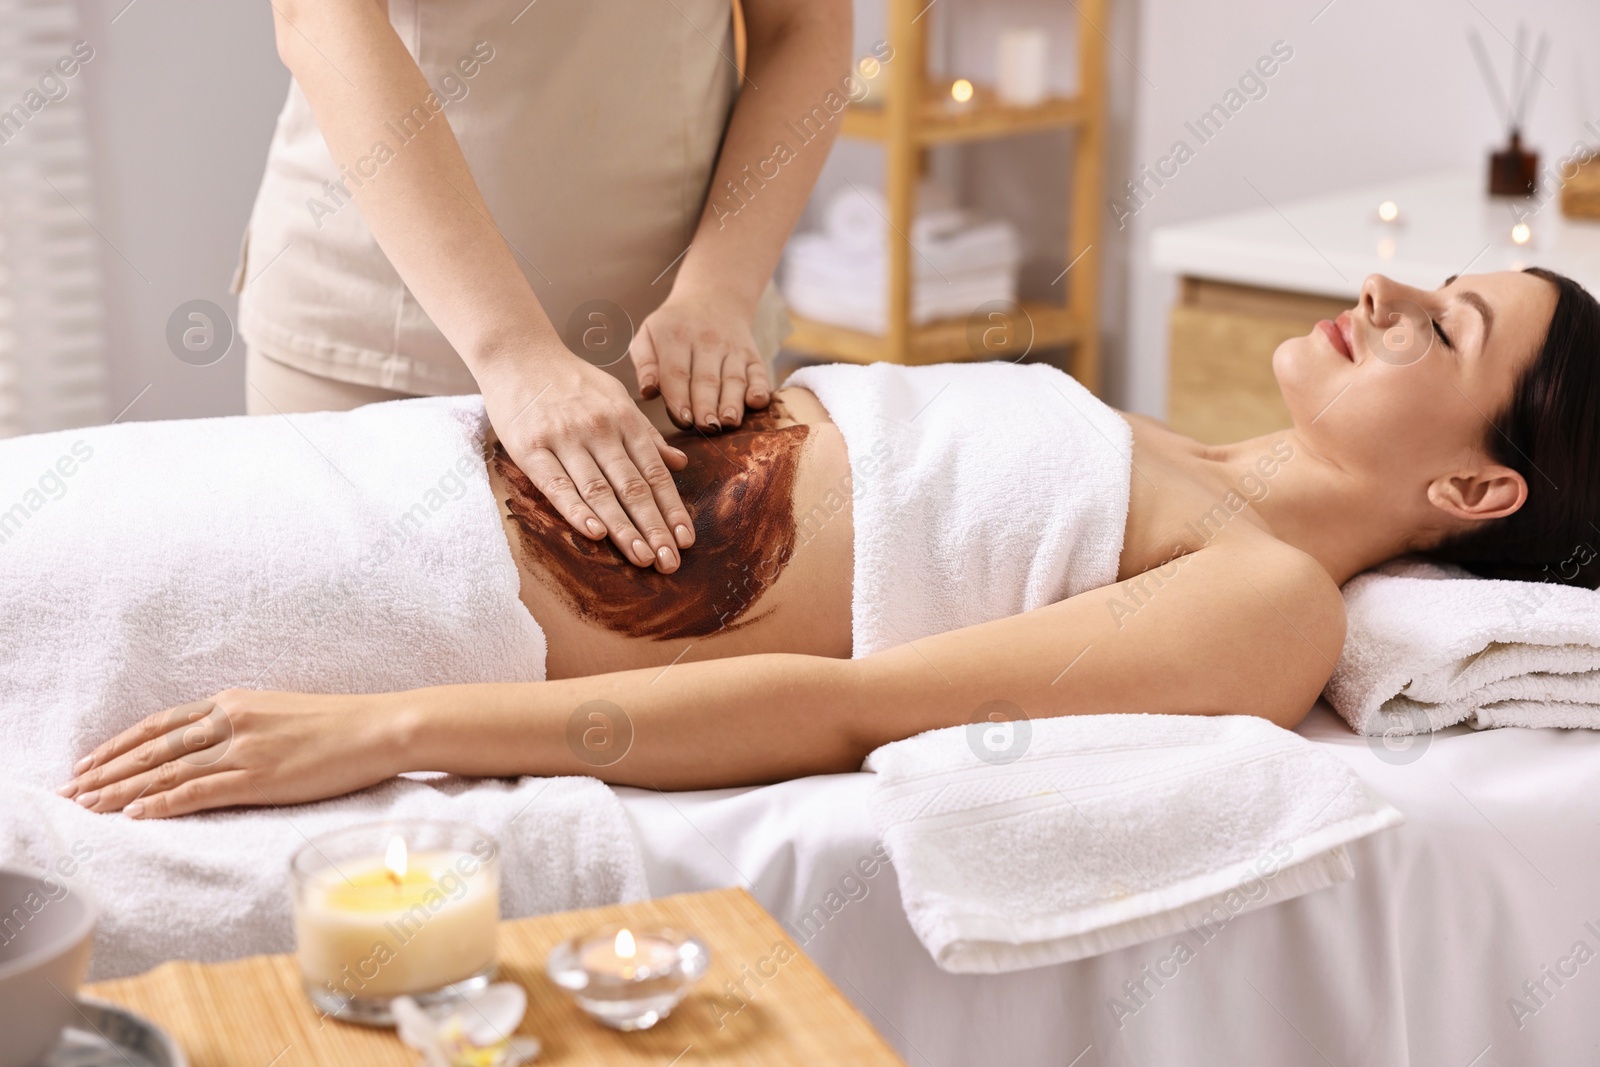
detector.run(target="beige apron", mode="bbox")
[235,0,787,398]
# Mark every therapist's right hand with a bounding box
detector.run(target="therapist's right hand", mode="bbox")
[481,355,694,572]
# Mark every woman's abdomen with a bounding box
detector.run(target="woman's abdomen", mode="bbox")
[487,388,855,679]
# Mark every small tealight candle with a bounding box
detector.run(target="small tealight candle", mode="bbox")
[291,821,500,1027]
[547,924,709,1031]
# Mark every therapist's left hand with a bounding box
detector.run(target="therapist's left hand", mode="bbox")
[631,291,772,432]
[58,692,399,818]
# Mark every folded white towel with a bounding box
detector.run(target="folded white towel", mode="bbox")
[785,362,1132,659]
[788,225,1022,280]
[783,267,1018,333]
[865,714,1402,974]
[784,188,1023,334]
[0,397,646,978]
[1325,558,1600,734]
[823,182,965,252]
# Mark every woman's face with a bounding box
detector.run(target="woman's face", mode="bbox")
[1273,271,1556,493]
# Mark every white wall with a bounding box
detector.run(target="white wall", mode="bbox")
[77,0,285,422]
[1117,0,1600,416]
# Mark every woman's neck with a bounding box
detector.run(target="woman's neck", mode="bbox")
[1194,429,1424,586]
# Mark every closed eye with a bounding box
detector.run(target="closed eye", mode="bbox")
[1432,317,1453,349]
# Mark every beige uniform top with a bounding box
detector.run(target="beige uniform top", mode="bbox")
[237,0,786,397]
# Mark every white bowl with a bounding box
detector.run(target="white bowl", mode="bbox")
[0,865,97,1067]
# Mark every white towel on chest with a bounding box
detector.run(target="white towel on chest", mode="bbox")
[1325,557,1600,734]
[865,714,1402,973]
[785,362,1132,657]
[0,397,646,978]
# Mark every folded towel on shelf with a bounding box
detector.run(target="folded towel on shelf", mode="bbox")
[787,225,1023,282]
[784,266,1018,334]
[823,181,966,251]
[1325,557,1600,734]
[0,398,647,978]
[864,713,1402,974]
[782,205,1022,334]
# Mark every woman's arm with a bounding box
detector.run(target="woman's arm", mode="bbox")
[400,539,1345,788]
[269,0,693,571]
[631,0,852,430]
[62,541,1344,815]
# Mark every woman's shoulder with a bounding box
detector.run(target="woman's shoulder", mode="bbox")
[1196,532,1348,652]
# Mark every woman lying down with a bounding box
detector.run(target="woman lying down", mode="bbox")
[46,269,1600,819]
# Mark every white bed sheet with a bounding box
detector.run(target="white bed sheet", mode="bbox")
[616,704,1600,1067]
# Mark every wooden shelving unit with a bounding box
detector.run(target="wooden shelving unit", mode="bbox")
[783,0,1108,392]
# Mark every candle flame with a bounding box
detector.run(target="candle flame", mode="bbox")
[1377,200,1399,223]
[1511,222,1531,245]
[951,78,974,104]
[384,835,408,886]
[614,928,637,959]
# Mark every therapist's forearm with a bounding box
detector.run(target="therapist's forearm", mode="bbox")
[670,0,853,316]
[270,0,561,376]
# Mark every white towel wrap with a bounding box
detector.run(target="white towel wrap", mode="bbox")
[0,397,647,978]
[785,361,1133,658]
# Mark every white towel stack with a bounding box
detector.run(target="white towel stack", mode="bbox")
[1326,558,1600,734]
[865,713,1402,974]
[782,184,1021,334]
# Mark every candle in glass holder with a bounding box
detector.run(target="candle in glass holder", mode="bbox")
[291,821,500,1027]
[547,924,709,1031]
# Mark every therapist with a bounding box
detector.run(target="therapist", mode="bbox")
[237,0,851,574]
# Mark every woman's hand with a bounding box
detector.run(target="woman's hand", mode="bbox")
[481,349,695,572]
[631,290,771,432]
[57,690,405,819]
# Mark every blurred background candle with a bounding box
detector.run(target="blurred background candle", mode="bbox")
[996,28,1048,107]
[292,821,500,1026]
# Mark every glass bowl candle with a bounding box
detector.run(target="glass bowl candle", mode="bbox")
[546,925,709,1031]
[291,820,500,1027]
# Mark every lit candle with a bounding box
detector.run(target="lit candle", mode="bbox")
[1511,221,1532,244]
[547,924,709,1031]
[1377,200,1400,223]
[950,78,975,106]
[580,928,679,981]
[291,822,500,1025]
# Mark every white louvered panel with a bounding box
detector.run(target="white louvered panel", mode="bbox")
[0,0,107,439]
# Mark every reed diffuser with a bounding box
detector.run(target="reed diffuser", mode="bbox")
[1468,25,1548,197]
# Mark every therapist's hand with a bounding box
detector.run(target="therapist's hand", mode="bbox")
[481,352,694,572]
[631,290,772,431]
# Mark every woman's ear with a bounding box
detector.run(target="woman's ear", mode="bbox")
[1427,465,1528,522]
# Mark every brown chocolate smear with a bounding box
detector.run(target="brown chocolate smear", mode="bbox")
[493,402,812,640]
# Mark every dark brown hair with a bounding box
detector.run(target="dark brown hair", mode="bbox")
[1422,267,1600,587]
